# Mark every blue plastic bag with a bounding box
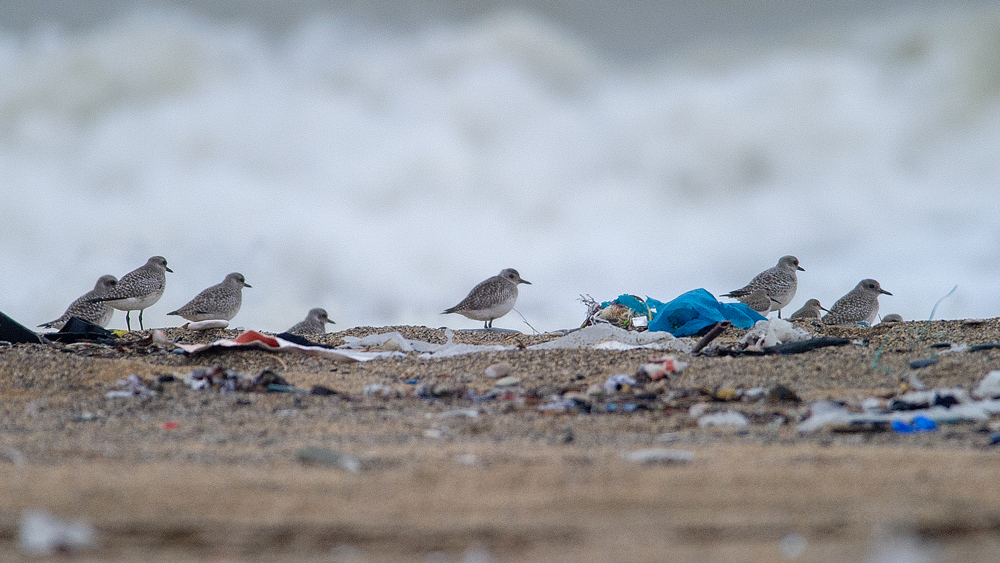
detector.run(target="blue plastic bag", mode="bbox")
[646,288,766,336]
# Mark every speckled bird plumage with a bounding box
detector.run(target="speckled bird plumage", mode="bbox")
[443,268,531,329]
[39,274,118,329]
[168,272,250,322]
[90,256,172,330]
[822,279,892,327]
[790,299,827,320]
[723,255,803,315]
[743,289,778,314]
[287,308,334,335]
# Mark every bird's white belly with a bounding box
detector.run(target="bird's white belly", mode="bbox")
[108,292,162,311]
[458,298,516,321]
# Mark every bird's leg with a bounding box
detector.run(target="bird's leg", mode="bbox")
[484,320,490,329]
[138,309,145,330]
[125,311,132,331]
[777,309,782,319]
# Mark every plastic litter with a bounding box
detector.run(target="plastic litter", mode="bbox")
[697,411,751,428]
[974,371,1000,399]
[169,330,392,362]
[529,324,691,352]
[19,510,96,556]
[44,317,116,344]
[0,311,45,344]
[106,374,155,399]
[892,415,937,433]
[621,448,694,465]
[738,318,810,350]
[647,289,766,336]
[296,447,361,472]
[181,319,229,331]
[635,355,688,382]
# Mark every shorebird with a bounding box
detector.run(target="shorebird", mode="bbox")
[789,299,828,320]
[90,256,172,331]
[39,274,119,329]
[167,272,250,322]
[443,268,530,329]
[286,308,335,335]
[822,279,892,327]
[743,289,780,314]
[881,313,904,323]
[722,255,803,317]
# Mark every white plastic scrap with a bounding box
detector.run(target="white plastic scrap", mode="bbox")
[19,510,96,556]
[697,411,751,428]
[974,371,1000,399]
[738,318,810,350]
[622,448,694,465]
[529,324,693,352]
[106,374,155,399]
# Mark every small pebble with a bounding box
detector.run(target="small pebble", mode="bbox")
[485,361,513,379]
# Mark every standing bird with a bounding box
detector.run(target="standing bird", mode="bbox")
[743,289,780,314]
[822,279,892,327]
[39,274,119,329]
[167,272,251,322]
[286,308,335,335]
[790,298,828,320]
[89,256,172,331]
[443,268,531,329]
[722,255,804,317]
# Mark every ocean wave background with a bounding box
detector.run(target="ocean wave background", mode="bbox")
[2,2,999,332]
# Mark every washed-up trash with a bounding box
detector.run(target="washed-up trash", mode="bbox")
[892,415,937,433]
[180,319,229,331]
[296,447,361,472]
[20,510,96,556]
[106,374,155,399]
[0,311,45,344]
[338,329,514,359]
[493,376,521,387]
[621,448,694,465]
[889,388,970,411]
[798,394,1000,433]
[604,374,637,393]
[167,330,391,362]
[43,317,116,344]
[974,371,1000,399]
[909,358,939,369]
[635,355,688,382]
[738,318,810,350]
[697,411,751,428]
[528,324,691,352]
[647,289,766,336]
[583,294,654,330]
[767,385,801,403]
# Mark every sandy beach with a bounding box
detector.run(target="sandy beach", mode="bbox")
[2,318,1000,561]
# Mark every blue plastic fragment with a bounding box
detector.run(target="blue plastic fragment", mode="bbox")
[911,415,937,431]
[623,403,638,412]
[646,289,766,336]
[404,379,419,385]
[605,404,617,412]
[891,420,916,433]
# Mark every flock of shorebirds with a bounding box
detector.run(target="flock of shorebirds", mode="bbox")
[37,255,892,335]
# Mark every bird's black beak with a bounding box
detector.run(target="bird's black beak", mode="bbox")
[244,283,252,288]
[881,289,892,296]
[165,266,174,273]
[520,279,532,285]
[797,266,805,271]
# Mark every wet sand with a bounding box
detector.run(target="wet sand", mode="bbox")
[1,319,1000,561]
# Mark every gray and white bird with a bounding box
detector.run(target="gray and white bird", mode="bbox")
[39,274,119,329]
[743,289,780,314]
[167,272,251,322]
[789,298,828,320]
[881,313,904,323]
[722,255,803,317]
[90,256,172,331]
[443,268,530,329]
[286,308,335,335]
[822,279,892,327]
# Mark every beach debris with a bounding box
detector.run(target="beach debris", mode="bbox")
[974,371,1000,399]
[169,330,391,362]
[493,376,521,387]
[779,533,808,559]
[891,415,937,433]
[106,374,155,399]
[908,358,939,369]
[43,317,117,344]
[19,510,96,556]
[635,355,688,382]
[691,321,731,354]
[0,311,45,344]
[622,448,694,465]
[180,319,229,331]
[296,447,361,472]
[580,294,652,330]
[697,411,751,428]
[738,318,810,350]
[604,374,636,393]
[484,361,513,379]
[649,288,765,335]
[529,324,691,352]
